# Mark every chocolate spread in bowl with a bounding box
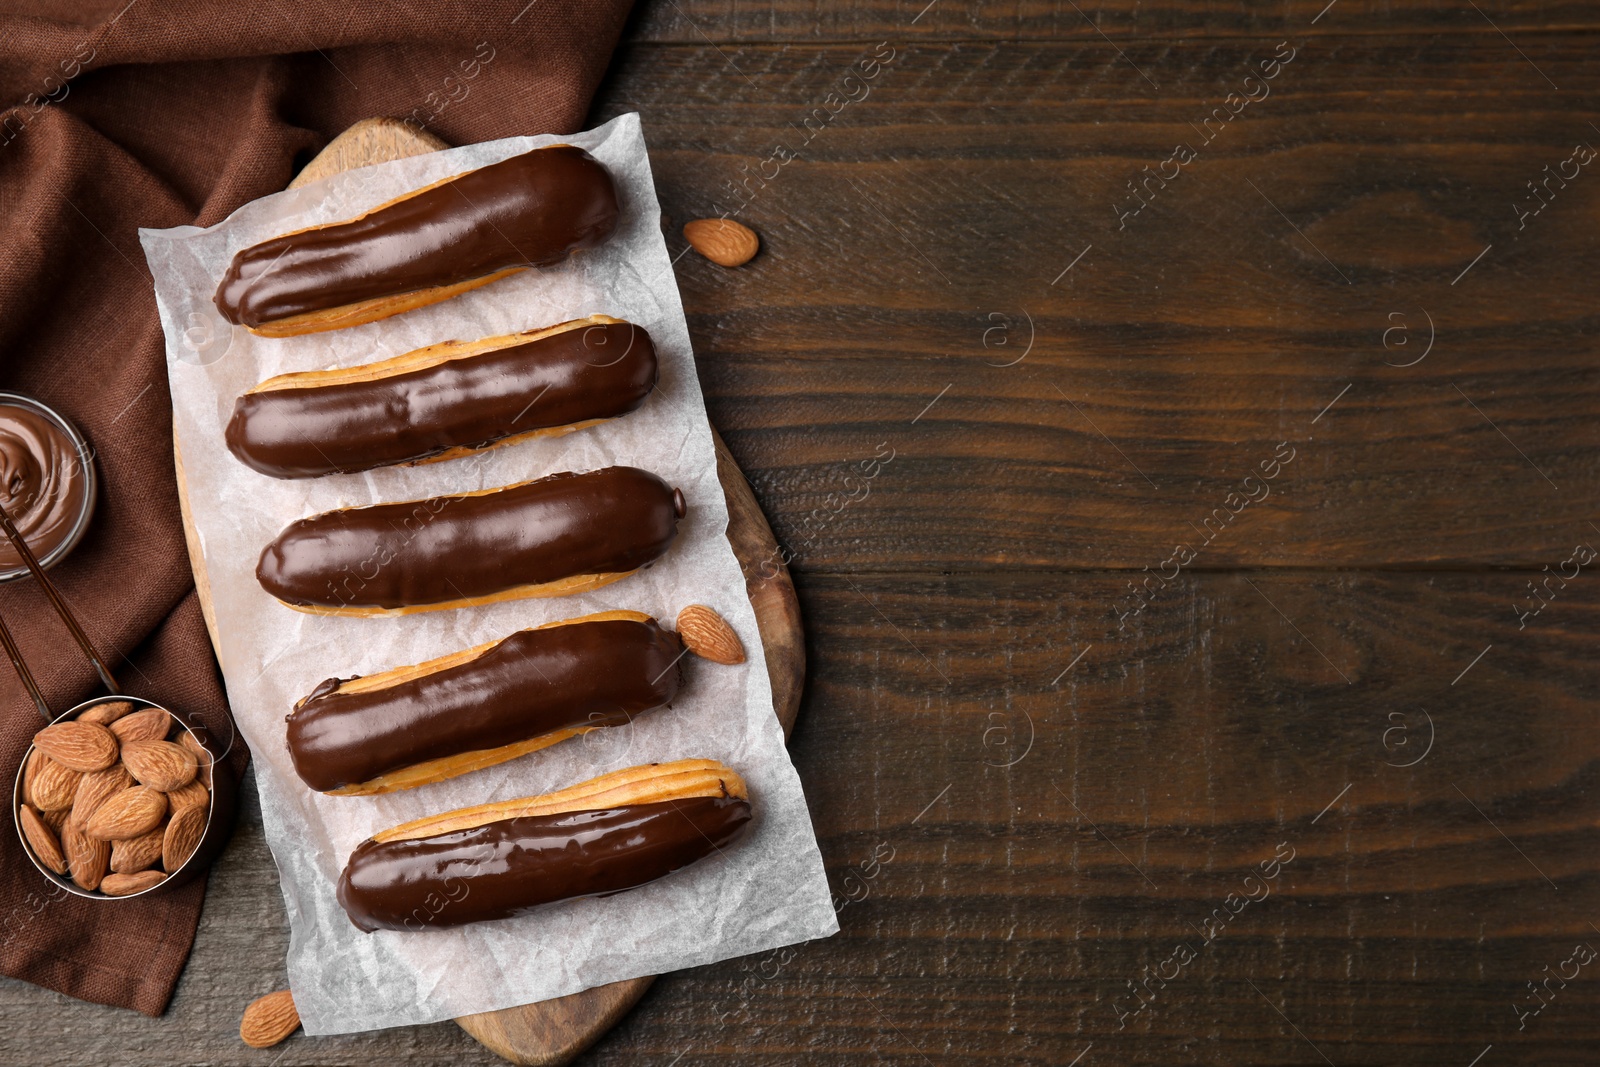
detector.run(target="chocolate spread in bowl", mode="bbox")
[0,398,92,573]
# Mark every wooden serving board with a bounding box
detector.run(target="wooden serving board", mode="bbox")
[172,118,805,1066]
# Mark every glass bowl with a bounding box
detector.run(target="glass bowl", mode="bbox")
[0,391,97,583]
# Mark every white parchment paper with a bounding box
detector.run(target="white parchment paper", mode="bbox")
[138,114,837,1035]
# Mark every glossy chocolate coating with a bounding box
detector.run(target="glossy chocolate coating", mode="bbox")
[214,146,619,327]
[287,617,684,792]
[256,466,683,610]
[225,322,658,478]
[0,403,87,569]
[338,796,752,932]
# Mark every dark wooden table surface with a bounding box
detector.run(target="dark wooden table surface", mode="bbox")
[4,1,1599,1064]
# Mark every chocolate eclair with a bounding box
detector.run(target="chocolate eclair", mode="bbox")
[256,466,684,616]
[338,759,751,932]
[214,145,619,337]
[226,317,658,478]
[288,611,685,795]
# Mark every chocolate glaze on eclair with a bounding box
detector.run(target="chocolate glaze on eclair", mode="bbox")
[256,466,685,614]
[214,146,619,330]
[225,319,658,478]
[288,616,684,793]
[337,796,752,932]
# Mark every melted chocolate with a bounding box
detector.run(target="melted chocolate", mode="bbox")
[288,618,683,792]
[256,466,683,610]
[226,322,658,478]
[0,403,88,569]
[338,796,752,932]
[214,146,619,327]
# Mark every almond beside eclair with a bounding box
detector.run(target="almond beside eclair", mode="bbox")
[255,466,684,616]
[287,611,685,794]
[226,317,658,478]
[337,759,752,932]
[214,145,619,337]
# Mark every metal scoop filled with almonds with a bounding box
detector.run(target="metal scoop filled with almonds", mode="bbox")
[2,502,235,900]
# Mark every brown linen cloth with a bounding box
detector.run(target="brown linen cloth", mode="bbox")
[0,0,636,1016]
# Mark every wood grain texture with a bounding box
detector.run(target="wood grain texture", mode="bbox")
[714,428,805,740]
[3,572,1595,1064]
[623,0,1600,42]
[5,6,1599,1067]
[593,35,1600,570]
[457,979,658,1067]
[286,116,449,186]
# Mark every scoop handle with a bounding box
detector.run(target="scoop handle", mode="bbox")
[0,500,118,695]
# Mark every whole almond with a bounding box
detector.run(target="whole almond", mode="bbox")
[100,870,166,896]
[240,989,300,1049]
[683,218,760,267]
[84,786,167,841]
[62,820,109,891]
[111,827,167,874]
[19,804,67,874]
[78,699,134,726]
[32,721,118,773]
[37,806,70,833]
[111,708,171,745]
[21,748,43,806]
[121,740,197,792]
[72,765,134,826]
[29,756,81,812]
[676,604,746,665]
[166,778,211,813]
[177,730,215,789]
[163,804,206,873]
